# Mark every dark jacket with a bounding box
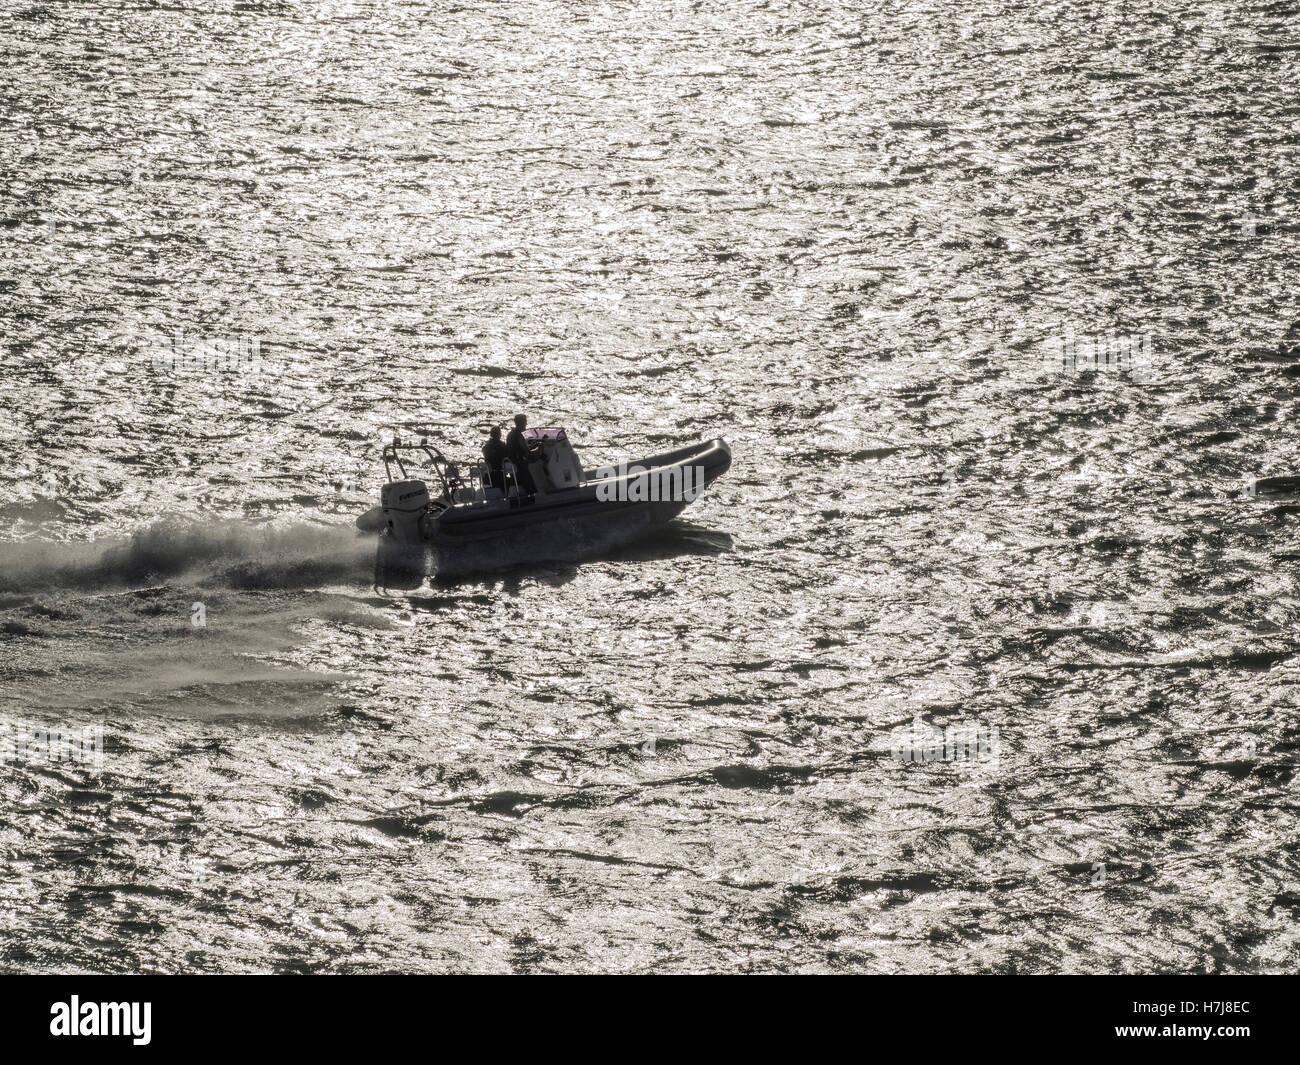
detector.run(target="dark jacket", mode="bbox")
[506,427,539,465]
[482,438,508,470]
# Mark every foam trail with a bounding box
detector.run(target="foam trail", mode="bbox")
[0,519,375,594]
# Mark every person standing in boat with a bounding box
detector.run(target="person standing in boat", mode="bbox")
[481,425,508,491]
[506,413,542,497]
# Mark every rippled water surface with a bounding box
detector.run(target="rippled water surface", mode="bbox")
[3,0,1300,973]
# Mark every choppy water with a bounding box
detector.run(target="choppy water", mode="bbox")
[3,0,1300,973]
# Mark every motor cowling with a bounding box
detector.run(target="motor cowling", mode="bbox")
[380,479,430,544]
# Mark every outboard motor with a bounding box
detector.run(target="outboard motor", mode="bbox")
[376,479,431,590]
[380,479,430,544]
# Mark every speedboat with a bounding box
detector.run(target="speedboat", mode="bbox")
[356,428,732,584]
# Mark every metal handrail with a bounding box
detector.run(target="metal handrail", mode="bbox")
[382,435,452,501]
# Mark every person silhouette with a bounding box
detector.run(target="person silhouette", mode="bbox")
[505,414,541,497]
[481,426,508,491]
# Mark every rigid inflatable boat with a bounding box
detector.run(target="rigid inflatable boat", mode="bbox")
[357,428,731,584]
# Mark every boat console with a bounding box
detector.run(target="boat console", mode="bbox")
[520,427,583,493]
